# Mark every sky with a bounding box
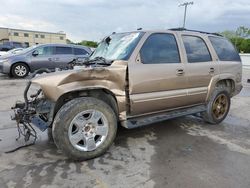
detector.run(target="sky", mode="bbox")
[0,0,250,42]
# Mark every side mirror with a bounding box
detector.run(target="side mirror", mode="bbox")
[32,50,39,56]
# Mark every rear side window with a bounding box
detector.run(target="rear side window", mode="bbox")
[55,46,72,54]
[209,37,241,61]
[182,35,212,63]
[140,33,180,64]
[73,48,89,55]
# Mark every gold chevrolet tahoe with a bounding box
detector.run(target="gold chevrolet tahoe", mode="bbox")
[12,29,242,160]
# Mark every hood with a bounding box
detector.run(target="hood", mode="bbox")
[32,60,128,101]
[0,52,24,59]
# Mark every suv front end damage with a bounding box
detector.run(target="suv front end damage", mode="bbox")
[11,69,55,142]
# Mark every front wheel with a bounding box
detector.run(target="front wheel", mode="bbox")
[52,97,117,161]
[202,88,231,124]
[11,63,29,78]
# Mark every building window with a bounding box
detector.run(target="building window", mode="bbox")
[41,35,45,39]
[35,34,39,38]
[24,33,29,37]
[14,32,19,36]
[24,42,29,47]
[60,36,64,40]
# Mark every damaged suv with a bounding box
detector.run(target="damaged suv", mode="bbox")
[12,29,242,160]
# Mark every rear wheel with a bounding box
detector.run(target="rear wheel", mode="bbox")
[11,63,29,78]
[202,88,231,124]
[52,97,117,161]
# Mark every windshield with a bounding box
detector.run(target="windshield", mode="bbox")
[19,45,37,54]
[90,32,144,61]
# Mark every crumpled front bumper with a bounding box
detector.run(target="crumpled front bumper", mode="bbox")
[11,69,55,135]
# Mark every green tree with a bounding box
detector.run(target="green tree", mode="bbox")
[77,40,98,48]
[66,39,74,44]
[220,26,250,53]
[240,39,250,53]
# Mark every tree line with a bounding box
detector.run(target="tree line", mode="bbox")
[219,26,250,53]
[66,39,98,48]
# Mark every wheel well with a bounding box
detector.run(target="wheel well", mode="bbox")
[216,79,235,95]
[53,89,119,119]
[10,62,30,74]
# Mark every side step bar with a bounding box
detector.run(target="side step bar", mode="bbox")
[121,105,206,129]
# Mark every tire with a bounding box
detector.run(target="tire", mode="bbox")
[11,63,29,78]
[202,87,231,124]
[52,97,117,161]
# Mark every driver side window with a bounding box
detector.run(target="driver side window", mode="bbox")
[140,33,180,64]
[35,46,53,56]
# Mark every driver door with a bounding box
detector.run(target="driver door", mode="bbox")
[30,46,55,71]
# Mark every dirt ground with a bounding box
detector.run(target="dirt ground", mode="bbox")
[0,68,250,188]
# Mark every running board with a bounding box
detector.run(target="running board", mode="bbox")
[121,105,206,129]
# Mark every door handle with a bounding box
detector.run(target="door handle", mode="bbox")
[176,69,184,76]
[209,67,215,74]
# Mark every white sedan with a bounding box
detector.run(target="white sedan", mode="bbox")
[0,48,23,56]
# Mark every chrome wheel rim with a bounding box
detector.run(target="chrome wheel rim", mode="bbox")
[212,94,228,120]
[68,110,109,151]
[14,65,27,77]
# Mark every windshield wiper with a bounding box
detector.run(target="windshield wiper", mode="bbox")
[68,56,113,69]
[86,56,112,65]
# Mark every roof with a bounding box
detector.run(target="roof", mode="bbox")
[115,28,223,37]
[169,28,222,36]
[35,43,91,52]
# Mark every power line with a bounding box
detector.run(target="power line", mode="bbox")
[179,2,194,28]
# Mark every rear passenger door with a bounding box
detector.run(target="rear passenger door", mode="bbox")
[182,35,219,104]
[54,46,74,69]
[128,32,189,116]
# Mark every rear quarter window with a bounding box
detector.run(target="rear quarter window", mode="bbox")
[209,36,241,61]
[73,48,89,55]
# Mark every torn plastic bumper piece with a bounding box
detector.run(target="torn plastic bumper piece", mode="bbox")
[31,116,48,131]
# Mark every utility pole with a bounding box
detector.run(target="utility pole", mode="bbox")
[179,2,194,28]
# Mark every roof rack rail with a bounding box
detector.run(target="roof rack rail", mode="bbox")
[169,28,222,36]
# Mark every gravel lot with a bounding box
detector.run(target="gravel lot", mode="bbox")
[0,68,250,188]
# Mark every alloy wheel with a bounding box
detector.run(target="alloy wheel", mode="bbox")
[68,109,109,151]
[212,94,229,120]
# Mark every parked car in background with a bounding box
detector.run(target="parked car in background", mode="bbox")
[0,44,91,78]
[0,48,24,56]
[0,41,25,51]
[0,51,7,56]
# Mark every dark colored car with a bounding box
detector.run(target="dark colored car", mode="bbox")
[0,44,92,78]
[0,41,25,51]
